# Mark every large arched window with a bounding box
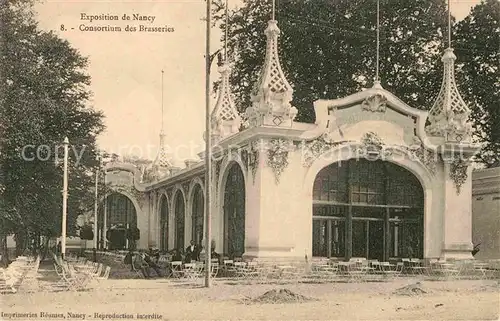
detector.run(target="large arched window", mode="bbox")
[312,159,424,261]
[191,185,204,247]
[98,193,137,250]
[159,195,169,252]
[223,163,246,258]
[174,191,185,251]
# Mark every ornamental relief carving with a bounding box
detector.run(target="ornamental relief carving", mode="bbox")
[181,181,190,196]
[166,188,173,202]
[449,158,469,195]
[248,141,260,184]
[407,136,438,175]
[362,93,387,113]
[301,133,350,167]
[108,184,146,209]
[240,149,249,173]
[215,158,222,182]
[355,132,393,159]
[266,139,293,184]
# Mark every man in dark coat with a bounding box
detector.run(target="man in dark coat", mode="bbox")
[185,240,200,263]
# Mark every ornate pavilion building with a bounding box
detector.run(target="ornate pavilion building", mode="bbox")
[96,14,481,263]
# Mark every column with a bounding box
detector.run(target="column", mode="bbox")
[345,207,353,260]
[384,208,391,261]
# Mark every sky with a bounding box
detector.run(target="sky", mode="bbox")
[34,0,481,166]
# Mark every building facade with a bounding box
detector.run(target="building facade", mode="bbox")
[95,16,482,263]
[472,167,500,260]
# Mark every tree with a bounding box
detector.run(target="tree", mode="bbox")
[455,0,500,167]
[0,0,105,257]
[214,0,449,123]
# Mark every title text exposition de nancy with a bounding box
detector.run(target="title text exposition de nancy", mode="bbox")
[79,13,174,32]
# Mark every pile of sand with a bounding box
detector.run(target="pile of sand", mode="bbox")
[241,288,317,304]
[392,282,427,296]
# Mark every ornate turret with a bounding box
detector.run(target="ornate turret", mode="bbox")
[151,70,173,179]
[151,130,173,179]
[209,55,241,145]
[426,48,473,143]
[245,18,297,128]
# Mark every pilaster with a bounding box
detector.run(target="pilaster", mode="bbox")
[441,158,474,259]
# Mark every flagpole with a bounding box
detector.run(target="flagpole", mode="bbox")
[204,0,212,288]
[61,137,69,259]
[93,158,99,250]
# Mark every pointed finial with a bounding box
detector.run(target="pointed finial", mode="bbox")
[448,0,451,48]
[209,61,241,144]
[245,0,297,128]
[152,69,173,177]
[224,0,229,61]
[272,0,276,21]
[425,0,472,144]
[375,0,380,84]
[161,70,165,133]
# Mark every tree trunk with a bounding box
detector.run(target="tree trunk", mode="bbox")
[0,234,10,267]
[14,231,25,257]
[41,236,50,261]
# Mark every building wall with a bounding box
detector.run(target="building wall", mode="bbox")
[472,167,500,260]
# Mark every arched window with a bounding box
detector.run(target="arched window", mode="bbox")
[99,193,137,250]
[223,163,245,258]
[159,195,169,251]
[312,159,424,260]
[174,191,185,251]
[191,185,204,246]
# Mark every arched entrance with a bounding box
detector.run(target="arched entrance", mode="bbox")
[174,191,185,251]
[98,192,137,250]
[223,163,245,258]
[159,195,169,252]
[191,184,204,246]
[312,159,424,261]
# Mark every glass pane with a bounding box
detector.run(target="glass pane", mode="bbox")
[352,221,367,258]
[331,221,345,257]
[312,220,327,257]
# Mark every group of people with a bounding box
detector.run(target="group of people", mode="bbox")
[125,240,221,279]
[125,248,164,279]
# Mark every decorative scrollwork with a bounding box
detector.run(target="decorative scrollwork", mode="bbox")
[241,149,249,173]
[355,132,392,160]
[182,181,190,196]
[301,133,349,167]
[362,93,387,113]
[214,159,222,189]
[107,184,146,209]
[407,136,437,175]
[266,139,292,184]
[449,158,469,194]
[248,141,260,184]
[166,188,173,202]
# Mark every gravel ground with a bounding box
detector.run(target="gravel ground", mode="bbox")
[1,276,498,320]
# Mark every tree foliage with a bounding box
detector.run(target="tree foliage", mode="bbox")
[0,0,105,254]
[214,0,448,123]
[214,0,498,166]
[454,0,500,167]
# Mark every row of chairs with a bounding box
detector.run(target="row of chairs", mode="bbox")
[0,256,40,294]
[187,257,500,284]
[52,254,111,291]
